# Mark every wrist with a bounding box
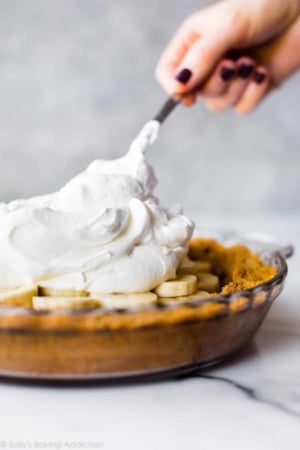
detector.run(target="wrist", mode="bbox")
[226,0,300,42]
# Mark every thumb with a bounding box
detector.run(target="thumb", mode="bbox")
[155,7,239,96]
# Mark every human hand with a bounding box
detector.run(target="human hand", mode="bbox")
[156,0,300,114]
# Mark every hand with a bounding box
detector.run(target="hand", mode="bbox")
[155,0,300,114]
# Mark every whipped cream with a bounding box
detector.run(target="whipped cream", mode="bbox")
[0,120,194,293]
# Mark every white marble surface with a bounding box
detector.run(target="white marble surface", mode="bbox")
[0,215,299,449]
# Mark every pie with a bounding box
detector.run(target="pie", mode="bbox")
[0,237,277,311]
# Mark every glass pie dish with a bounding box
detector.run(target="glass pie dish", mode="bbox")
[0,230,292,382]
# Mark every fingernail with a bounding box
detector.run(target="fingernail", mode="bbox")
[238,63,253,79]
[254,71,266,84]
[175,68,192,83]
[220,66,235,81]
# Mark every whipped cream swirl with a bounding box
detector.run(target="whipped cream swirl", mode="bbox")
[0,121,194,293]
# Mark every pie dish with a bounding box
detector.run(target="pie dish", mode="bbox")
[0,230,291,382]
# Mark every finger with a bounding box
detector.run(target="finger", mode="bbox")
[234,67,270,114]
[253,16,300,88]
[181,93,197,107]
[203,57,255,112]
[199,59,237,98]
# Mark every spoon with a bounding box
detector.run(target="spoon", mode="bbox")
[153,85,203,123]
[153,96,180,124]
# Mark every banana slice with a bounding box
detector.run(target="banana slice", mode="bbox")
[177,258,212,276]
[0,285,37,307]
[37,283,88,298]
[154,274,198,298]
[32,296,101,311]
[91,292,157,309]
[197,273,220,293]
[158,290,209,305]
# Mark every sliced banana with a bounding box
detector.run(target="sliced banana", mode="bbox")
[158,290,209,305]
[177,258,212,276]
[32,296,101,311]
[197,273,220,293]
[153,274,198,298]
[91,292,157,309]
[37,283,88,298]
[0,285,37,307]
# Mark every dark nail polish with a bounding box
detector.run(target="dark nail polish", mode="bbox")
[220,66,235,81]
[238,63,253,79]
[254,71,266,84]
[175,68,192,83]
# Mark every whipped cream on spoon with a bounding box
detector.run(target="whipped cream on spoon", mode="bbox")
[0,120,194,293]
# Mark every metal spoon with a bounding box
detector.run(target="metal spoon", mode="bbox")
[153,86,203,123]
[153,96,180,124]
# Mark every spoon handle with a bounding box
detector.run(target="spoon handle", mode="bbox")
[153,97,180,124]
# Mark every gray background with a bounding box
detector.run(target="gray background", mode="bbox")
[0,0,299,220]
